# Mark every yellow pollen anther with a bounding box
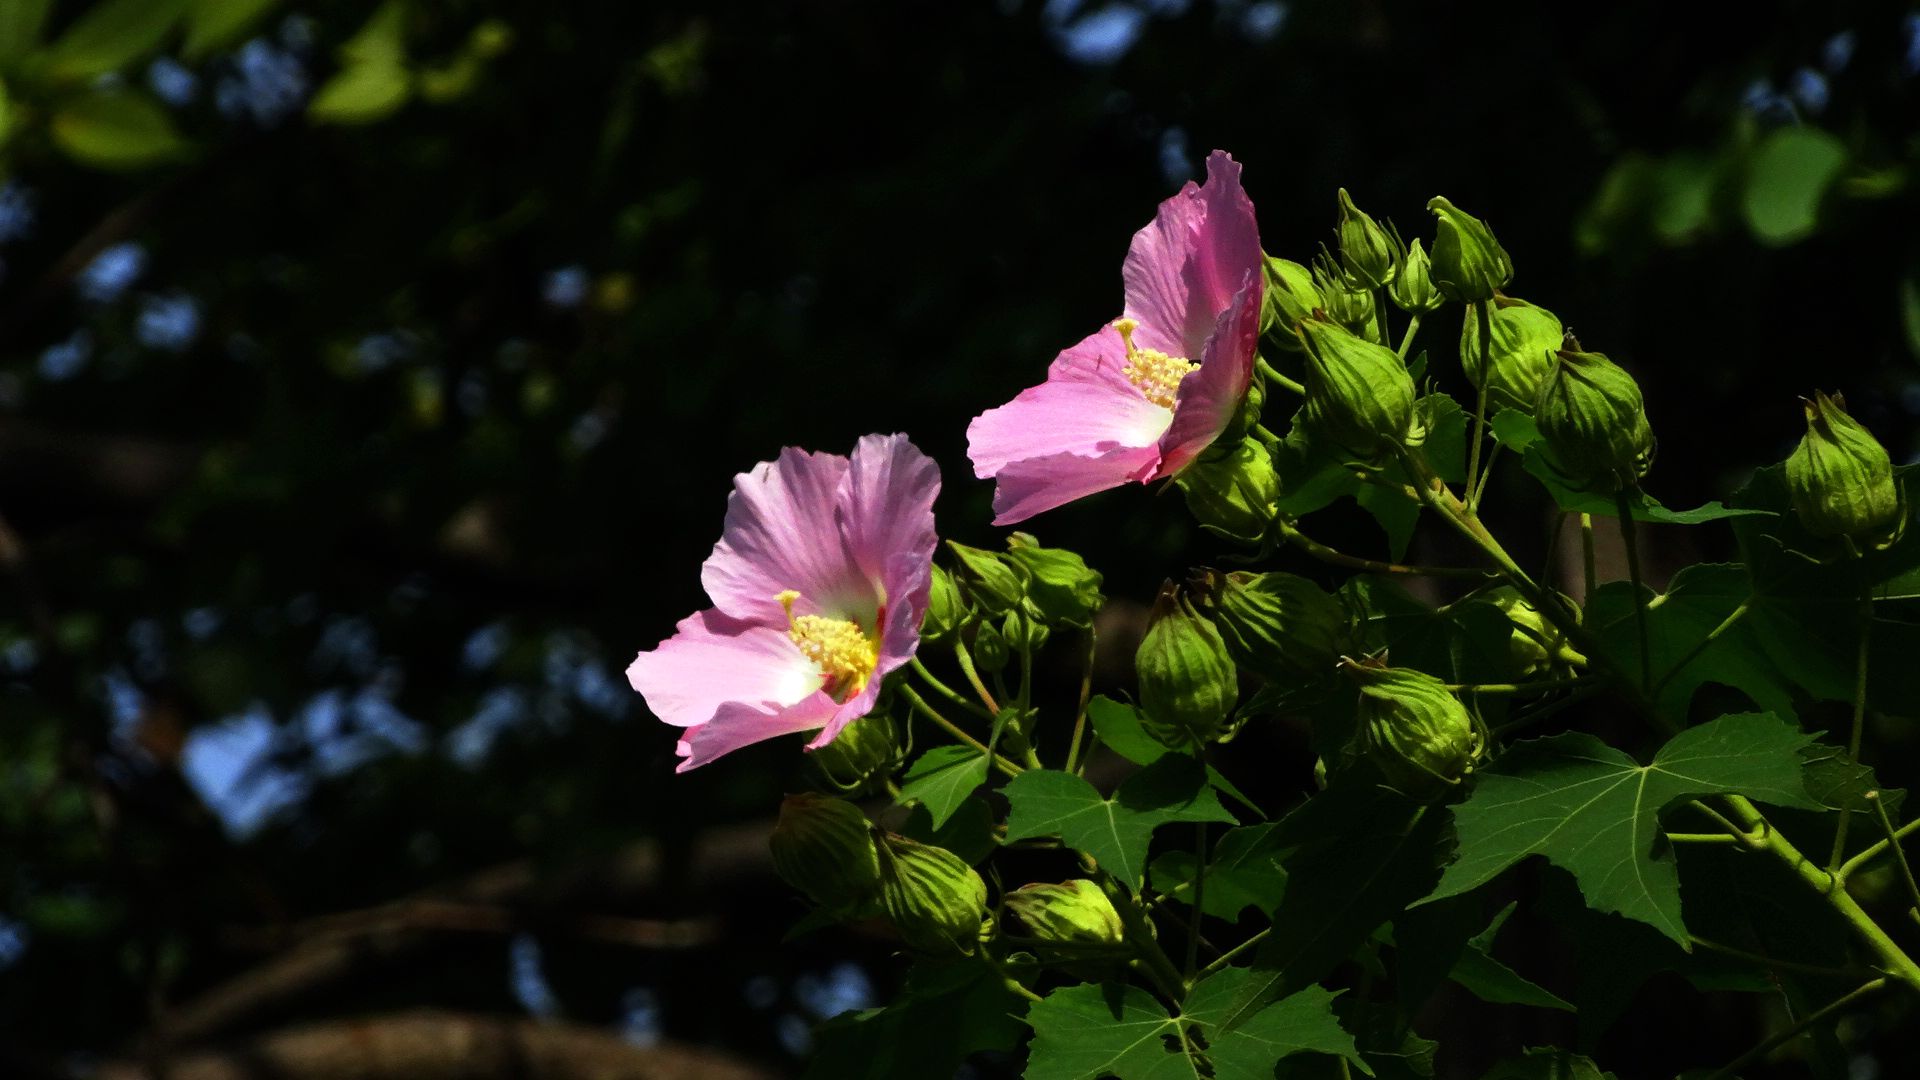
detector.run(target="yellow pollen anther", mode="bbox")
[778,590,878,700]
[1113,318,1197,411]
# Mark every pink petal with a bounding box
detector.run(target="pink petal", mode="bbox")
[701,447,871,625]
[986,442,1163,526]
[836,434,941,614]
[967,326,1172,480]
[677,694,841,772]
[1156,271,1263,477]
[1120,151,1263,361]
[626,608,822,729]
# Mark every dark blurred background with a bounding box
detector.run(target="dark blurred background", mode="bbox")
[1,1,1918,1077]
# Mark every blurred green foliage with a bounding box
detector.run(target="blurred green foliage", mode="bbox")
[0,1,1916,1077]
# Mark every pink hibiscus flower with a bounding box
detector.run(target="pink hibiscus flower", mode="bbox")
[627,434,940,772]
[966,150,1264,525]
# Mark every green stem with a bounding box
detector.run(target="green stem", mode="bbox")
[953,641,1001,713]
[1373,287,1392,349]
[896,684,1023,777]
[1579,512,1596,601]
[980,950,1045,1004]
[1689,934,1876,979]
[1255,356,1305,396]
[1097,873,1187,1005]
[1615,489,1652,695]
[1396,313,1422,361]
[1444,676,1596,696]
[1650,598,1751,698]
[1666,833,1742,844]
[1463,301,1493,504]
[1013,645,1042,770]
[910,657,996,722]
[1840,815,1920,881]
[1200,927,1270,976]
[1684,798,1762,848]
[1698,977,1887,1080]
[1493,682,1606,737]
[1870,792,1920,916]
[1065,627,1097,776]
[1185,823,1208,982]
[1829,585,1874,870]
[1723,794,1920,994]
[1275,519,1495,581]
[1393,445,1626,707]
[1469,443,1502,512]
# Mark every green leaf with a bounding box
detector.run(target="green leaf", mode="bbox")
[0,0,55,63]
[1149,822,1288,922]
[1355,483,1420,564]
[1087,694,1167,766]
[1448,902,1574,1012]
[1189,970,1371,1079]
[898,793,997,865]
[1345,575,1518,685]
[896,745,988,831]
[1480,1047,1615,1080]
[181,0,281,60]
[1003,754,1235,886]
[50,90,188,169]
[1222,784,1453,1030]
[805,959,1028,1080]
[1417,392,1469,486]
[43,0,190,79]
[1425,712,1822,944]
[1022,982,1192,1080]
[309,61,412,124]
[1490,410,1769,525]
[1799,744,1904,818]
[1743,126,1847,246]
[1024,973,1369,1080]
[1583,564,1797,724]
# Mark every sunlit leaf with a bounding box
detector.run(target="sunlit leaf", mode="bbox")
[1003,754,1235,886]
[1743,126,1847,246]
[1424,712,1822,944]
[896,745,988,831]
[43,0,191,79]
[50,90,189,168]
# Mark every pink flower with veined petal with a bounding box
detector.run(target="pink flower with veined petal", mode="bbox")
[627,434,940,772]
[967,150,1264,525]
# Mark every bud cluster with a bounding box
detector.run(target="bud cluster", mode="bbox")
[770,794,990,955]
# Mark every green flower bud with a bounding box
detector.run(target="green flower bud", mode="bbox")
[1174,439,1280,543]
[1460,297,1563,413]
[1388,238,1443,315]
[948,541,1026,614]
[875,830,989,955]
[1298,317,1421,458]
[1263,255,1322,340]
[809,711,906,791]
[1534,348,1655,493]
[1004,878,1125,946]
[971,617,1010,673]
[1200,569,1348,682]
[1312,256,1378,341]
[1785,391,1904,545]
[1482,586,1586,678]
[922,565,967,643]
[770,794,882,908]
[1426,197,1513,303]
[1002,607,1049,653]
[1005,534,1104,629]
[1136,584,1239,750]
[1336,188,1402,290]
[1345,659,1482,800]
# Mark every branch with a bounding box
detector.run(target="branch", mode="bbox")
[160,821,771,1043]
[102,1010,778,1080]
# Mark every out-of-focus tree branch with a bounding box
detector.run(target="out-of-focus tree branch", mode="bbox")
[100,1010,780,1080]
[158,820,773,1043]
